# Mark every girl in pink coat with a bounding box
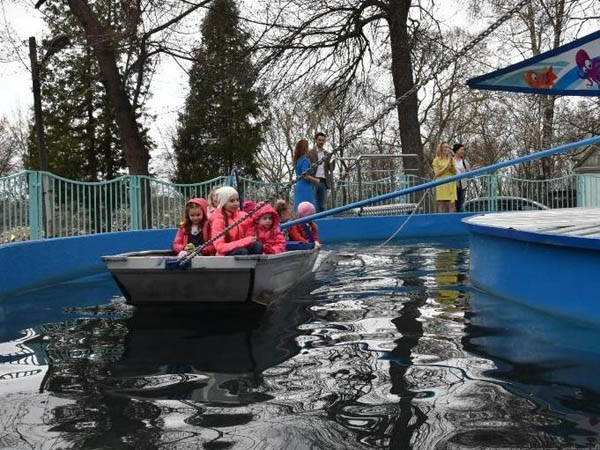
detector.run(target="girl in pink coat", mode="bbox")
[209,187,263,256]
[252,204,286,254]
[172,198,216,257]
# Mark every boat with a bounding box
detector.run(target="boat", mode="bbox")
[102,248,320,306]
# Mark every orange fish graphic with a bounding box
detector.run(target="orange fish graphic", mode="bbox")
[523,66,557,89]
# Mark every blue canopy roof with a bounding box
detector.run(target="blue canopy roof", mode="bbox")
[467,29,600,96]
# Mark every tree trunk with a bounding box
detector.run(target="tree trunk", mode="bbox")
[541,95,556,178]
[84,48,97,181]
[68,0,149,175]
[387,1,424,176]
[541,0,565,179]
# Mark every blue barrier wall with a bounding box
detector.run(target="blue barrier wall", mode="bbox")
[0,229,174,297]
[317,213,474,242]
[0,213,474,297]
[468,225,600,324]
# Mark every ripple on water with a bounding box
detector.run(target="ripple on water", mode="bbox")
[0,241,599,449]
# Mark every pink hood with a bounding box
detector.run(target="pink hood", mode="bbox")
[187,197,209,219]
[253,204,280,229]
[252,204,286,254]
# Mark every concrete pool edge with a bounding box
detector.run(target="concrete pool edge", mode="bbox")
[0,213,474,297]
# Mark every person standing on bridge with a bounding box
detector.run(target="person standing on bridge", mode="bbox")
[293,139,319,212]
[308,132,335,213]
[452,143,480,212]
[432,142,457,213]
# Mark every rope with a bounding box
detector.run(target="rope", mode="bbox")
[376,190,432,249]
[177,0,532,265]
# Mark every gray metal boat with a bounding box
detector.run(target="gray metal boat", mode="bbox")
[102,248,320,306]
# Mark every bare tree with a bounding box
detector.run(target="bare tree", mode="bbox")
[0,113,29,176]
[256,106,295,183]
[32,0,215,175]
[469,0,600,178]
[253,0,443,176]
[258,82,367,184]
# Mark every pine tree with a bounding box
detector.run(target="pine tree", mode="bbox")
[173,0,267,183]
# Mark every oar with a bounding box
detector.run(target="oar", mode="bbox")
[281,135,600,230]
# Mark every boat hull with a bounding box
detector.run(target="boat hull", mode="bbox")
[102,249,319,306]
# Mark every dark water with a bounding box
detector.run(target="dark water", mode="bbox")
[1,239,600,449]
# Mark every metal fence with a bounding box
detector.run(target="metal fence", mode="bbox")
[332,172,593,215]
[0,172,31,242]
[333,174,436,215]
[1,170,599,243]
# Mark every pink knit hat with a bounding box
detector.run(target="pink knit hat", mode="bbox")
[243,200,257,213]
[296,201,315,218]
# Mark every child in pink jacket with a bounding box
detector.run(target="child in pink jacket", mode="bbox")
[172,198,215,257]
[209,187,262,256]
[253,204,286,254]
[288,201,322,249]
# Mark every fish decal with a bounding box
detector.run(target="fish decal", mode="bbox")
[575,49,600,88]
[468,29,600,95]
[523,66,557,89]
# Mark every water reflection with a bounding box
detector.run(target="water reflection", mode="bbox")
[1,239,599,449]
[434,249,461,305]
[36,298,315,449]
[463,289,600,447]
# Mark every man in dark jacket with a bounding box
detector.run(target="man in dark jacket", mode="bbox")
[308,132,335,212]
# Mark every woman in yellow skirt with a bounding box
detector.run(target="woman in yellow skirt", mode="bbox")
[432,142,457,213]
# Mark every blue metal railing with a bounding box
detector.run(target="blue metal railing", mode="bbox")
[0,172,281,242]
[3,137,600,242]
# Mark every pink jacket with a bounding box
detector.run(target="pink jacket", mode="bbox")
[172,198,215,255]
[253,204,286,254]
[209,207,255,256]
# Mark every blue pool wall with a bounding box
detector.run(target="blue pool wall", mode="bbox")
[467,223,600,324]
[0,213,474,297]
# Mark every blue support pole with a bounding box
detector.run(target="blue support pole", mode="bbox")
[490,175,498,212]
[282,135,600,229]
[129,176,141,230]
[28,171,41,240]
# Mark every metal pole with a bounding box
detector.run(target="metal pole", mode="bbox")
[357,156,362,202]
[28,37,54,238]
[28,37,47,172]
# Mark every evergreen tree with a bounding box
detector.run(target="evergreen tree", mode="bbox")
[173,0,267,183]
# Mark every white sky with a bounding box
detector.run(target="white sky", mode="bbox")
[0,2,42,117]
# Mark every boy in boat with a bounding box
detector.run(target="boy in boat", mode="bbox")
[172,198,215,257]
[252,204,286,254]
[209,187,263,256]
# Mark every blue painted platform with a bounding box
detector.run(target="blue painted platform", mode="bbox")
[465,208,600,324]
